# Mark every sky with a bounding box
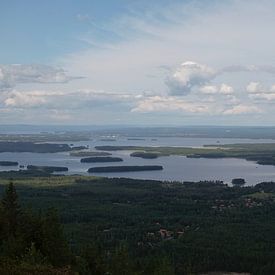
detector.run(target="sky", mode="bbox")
[1,0,275,125]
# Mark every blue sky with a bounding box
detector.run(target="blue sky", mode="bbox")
[0,0,128,63]
[1,0,275,125]
[0,0,186,63]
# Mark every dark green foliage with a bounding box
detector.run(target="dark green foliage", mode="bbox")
[80,156,123,163]
[232,178,246,186]
[27,165,69,173]
[95,143,275,166]
[70,151,111,157]
[39,209,72,267]
[1,181,20,236]
[88,165,163,173]
[0,181,73,272]
[0,169,52,178]
[0,142,72,153]
[78,243,107,275]
[109,243,135,275]
[130,151,160,159]
[0,161,18,166]
[0,176,275,274]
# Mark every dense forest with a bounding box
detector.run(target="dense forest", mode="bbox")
[80,157,123,163]
[0,142,86,153]
[95,143,275,166]
[0,174,274,274]
[88,165,163,173]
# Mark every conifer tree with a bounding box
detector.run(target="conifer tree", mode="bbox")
[1,180,20,236]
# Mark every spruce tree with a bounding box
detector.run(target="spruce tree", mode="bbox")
[1,180,20,236]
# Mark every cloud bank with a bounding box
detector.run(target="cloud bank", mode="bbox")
[0,64,79,91]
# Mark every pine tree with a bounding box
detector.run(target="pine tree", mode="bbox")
[1,180,20,236]
[40,208,72,266]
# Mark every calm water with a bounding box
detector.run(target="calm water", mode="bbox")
[1,137,275,185]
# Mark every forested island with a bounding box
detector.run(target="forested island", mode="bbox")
[0,131,92,142]
[88,165,163,173]
[81,156,123,163]
[96,143,275,166]
[70,151,112,157]
[0,161,18,166]
[0,141,86,153]
[0,174,274,274]
[130,151,160,159]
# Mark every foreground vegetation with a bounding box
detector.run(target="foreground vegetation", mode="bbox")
[0,174,274,274]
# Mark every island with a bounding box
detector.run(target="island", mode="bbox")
[88,165,163,173]
[130,151,160,159]
[0,141,87,153]
[0,161,19,166]
[27,165,68,173]
[70,151,112,157]
[100,138,116,142]
[95,143,275,166]
[232,178,246,186]
[80,157,123,163]
[127,138,146,141]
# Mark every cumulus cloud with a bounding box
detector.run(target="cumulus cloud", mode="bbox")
[166,61,216,95]
[4,90,47,107]
[199,84,234,95]
[166,60,275,98]
[199,85,218,94]
[246,82,265,94]
[3,89,141,109]
[222,65,275,75]
[131,94,262,116]
[223,104,262,115]
[0,64,79,91]
[220,84,234,95]
[246,82,275,101]
[250,93,275,101]
[132,96,211,113]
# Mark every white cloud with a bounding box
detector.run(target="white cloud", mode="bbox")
[222,65,275,75]
[3,0,275,124]
[220,84,234,95]
[246,82,275,101]
[0,68,4,81]
[3,89,141,109]
[225,95,239,104]
[4,90,47,107]
[246,82,264,93]
[199,83,234,95]
[132,96,212,113]
[199,85,218,94]
[223,104,262,115]
[249,92,275,101]
[0,64,79,91]
[166,61,216,95]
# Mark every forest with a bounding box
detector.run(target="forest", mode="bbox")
[0,173,274,274]
[0,142,86,153]
[95,143,275,166]
[80,157,123,163]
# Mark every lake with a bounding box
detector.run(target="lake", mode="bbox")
[1,136,275,185]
